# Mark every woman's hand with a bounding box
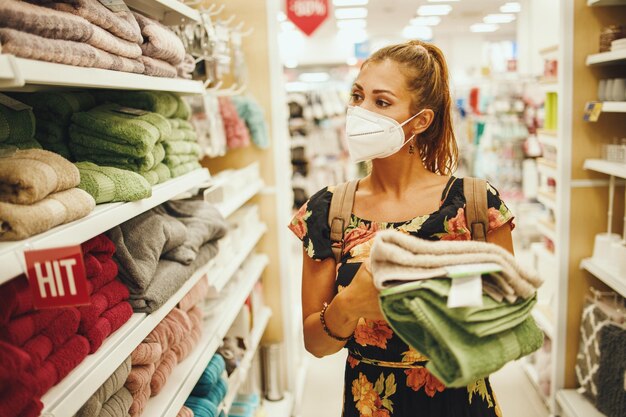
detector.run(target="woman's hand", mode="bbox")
[339,261,386,322]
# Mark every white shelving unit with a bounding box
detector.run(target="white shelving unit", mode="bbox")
[0,56,204,93]
[601,101,626,113]
[537,131,559,150]
[141,254,269,417]
[0,168,210,286]
[537,190,557,212]
[537,219,558,242]
[586,49,626,66]
[557,389,607,417]
[125,0,201,24]
[537,158,558,179]
[588,0,626,6]
[215,179,265,219]
[263,391,295,417]
[531,304,556,340]
[584,159,626,179]
[218,307,273,415]
[580,258,626,298]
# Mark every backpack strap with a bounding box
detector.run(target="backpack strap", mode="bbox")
[463,177,489,242]
[328,180,359,264]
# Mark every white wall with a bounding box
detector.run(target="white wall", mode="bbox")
[516,0,560,76]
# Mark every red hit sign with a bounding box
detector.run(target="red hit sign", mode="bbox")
[286,0,329,36]
[24,245,90,309]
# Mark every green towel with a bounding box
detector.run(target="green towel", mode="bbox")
[93,91,179,118]
[39,141,72,160]
[69,126,153,157]
[172,95,191,120]
[12,92,96,125]
[169,161,201,178]
[75,162,152,204]
[154,163,171,183]
[163,154,199,167]
[163,141,201,157]
[140,169,159,186]
[380,282,544,387]
[0,103,36,143]
[72,143,165,173]
[0,136,42,150]
[36,120,66,144]
[169,118,194,131]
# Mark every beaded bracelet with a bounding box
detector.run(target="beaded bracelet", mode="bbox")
[320,302,352,342]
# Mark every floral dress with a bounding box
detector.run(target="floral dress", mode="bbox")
[289,177,516,417]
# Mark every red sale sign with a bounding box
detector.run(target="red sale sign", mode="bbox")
[24,245,90,309]
[286,0,329,36]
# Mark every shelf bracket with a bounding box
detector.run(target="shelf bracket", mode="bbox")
[0,54,25,89]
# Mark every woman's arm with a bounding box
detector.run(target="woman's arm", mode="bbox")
[487,224,515,254]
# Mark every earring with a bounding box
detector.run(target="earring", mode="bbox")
[408,137,416,154]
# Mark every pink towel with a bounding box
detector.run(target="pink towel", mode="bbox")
[139,56,177,78]
[125,363,155,394]
[219,97,251,149]
[129,382,150,417]
[89,24,142,59]
[131,342,162,366]
[172,306,202,362]
[178,279,209,312]
[150,349,177,396]
[177,406,194,417]
[0,276,33,326]
[0,309,63,347]
[133,12,185,65]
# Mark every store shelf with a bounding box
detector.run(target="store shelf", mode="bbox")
[0,168,210,286]
[538,129,558,137]
[141,254,269,417]
[532,304,556,340]
[214,179,265,219]
[581,258,626,298]
[125,0,200,25]
[0,55,204,94]
[588,0,626,6]
[537,219,557,242]
[557,389,607,417]
[584,159,626,179]
[537,132,559,150]
[602,101,626,112]
[586,49,626,66]
[521,361,549,404]
[537,158,558,179]
[218,307,273,415]
[263,391,295,417]
[537,190,557,212]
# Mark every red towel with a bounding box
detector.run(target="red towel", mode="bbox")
[84,253,103,279]
[41,308,80,347]
[78,293,108,333]
[34,361,58,397]
[102,301,133,334]
[0,340,32,378]
[36,334,90,395]
[0,276,33,326]
[17,399,43,417]
[82,234,116,257]
[22,334,54,368]
[0,309,63,346]
[84,316,112,354]
[89,258,119,293]
[99,280,130,307]
[0,376,38,417]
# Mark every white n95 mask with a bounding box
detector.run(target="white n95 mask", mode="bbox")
[345,105,424,163]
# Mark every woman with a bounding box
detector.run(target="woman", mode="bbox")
[289,40,515,417]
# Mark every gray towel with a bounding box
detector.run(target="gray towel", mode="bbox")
[98,387,133,417]
[75,357,131,417]
[160,201,227,265]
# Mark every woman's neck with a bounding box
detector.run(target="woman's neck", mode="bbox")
[366,153,438,197]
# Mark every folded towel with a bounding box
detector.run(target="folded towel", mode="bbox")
[0,187,95,241]
[380,287,544,387]
[177,406,194,417]
[141,169,159,187]
[32,0,143,44]
[172,96,192,121]
[0,136,42,151]
[75,356,131,417]
[150,349,177,396]
[184,397,218,417]
[163,141,202,158]
[0,309,63,346]
[131,342,162,366]
[139,55,178,78]
[164,154,200,167]
[0,101,35,143]
[206,377,228,406]
[0,374,40,417]
[0,275,33,325]
[162,308,193,348]
[109,208,188,293]
[128,382,150,417]
[153,162,171,184]
[133,12,185,66]
[179,279,210,312]
[93,91,179,118]
[371,229,542,300]
[35,120,66,144]
[89,24,142,59]
[79,281,129,332]
[0,340,32,378]
[84,316,112,354]
[168,118,194,132]
[36,334,90,395]
[191,354,226,396]
[89,259,119,293]
[169,161,202,178]
[12,91,96,126]
[125,363,155,394]
[232,96,270,149]
[0,148,80,204]
[161,201,227,265]
[71,140,165,173]
[21,335,54,369]
[171,307,201,363]
[99,386,133,417]
[76,162,152,204]
[219,97,250,150]
[101,301,133,334]
[38,141,73,160]
[176,54,195,80]
[82,233,116,257]
[16,398,43,417]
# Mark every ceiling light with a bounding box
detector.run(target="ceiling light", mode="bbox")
[417,5,452,16]
[281,21,296,31]
[500,2,522,13]
[347,56,359,66]
[333,0,368,6]
[483,14,516,24]
[284,59,298,69]
[337,19,367,29]
[402,25,433,40]
[277,11,287,22]
[470,23,499,33]
[335,7,368,19]
[410,16,441,26]
[299,72,331,83]
[427,0,459,2]
[337,28,368,43]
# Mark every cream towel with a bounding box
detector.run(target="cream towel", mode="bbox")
[0,149,80,204]
[370,229,542,300]
[139,56,178,78]
[133,12,185,66]
[0,188,95,241]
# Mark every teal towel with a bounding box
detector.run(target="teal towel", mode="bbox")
[93,90,179,118]
[184,396,217,417]
[12,91,96,125]
[163,141,201,157]
[232,96,269,149]
[168,161,201,178]
[75,161,152,204]
[380,284,544,387]
[0,102,36,143]
[192,354,226,396]
[72,142,165,173]
[164,154,199,167]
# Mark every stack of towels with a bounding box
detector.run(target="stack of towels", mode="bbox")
[126,307,202,417]
[0,276,90,417]
[68,103,172,186]
[133,12,187,78]
[371,229,545,387]
[218,97,250,150]
[74,357,133,417]
[78,235,134,353]
[109,199,227,313]
[0,100,41,150]
[184,354,228,417]
[0,149,95,241]
[0,0,145,74]
[232,96,270,150]
[93,91,201,177]
[75,162,153,204]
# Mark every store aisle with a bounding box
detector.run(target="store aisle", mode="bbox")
[299,352,549,417]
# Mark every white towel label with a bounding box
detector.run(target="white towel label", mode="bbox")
[447,274,483,308]
[98,0,130,13]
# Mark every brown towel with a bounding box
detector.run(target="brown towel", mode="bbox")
[89,24,142,59]
[150,349,177,396]
[74,357,131,417]
[177,406,194,417]
[133,12,185,66]
[0,187,95,241]
[178,278,209,312]
[139,56,178,78]
[131,342,162,366]
[31,0,142,44]
[0,148,80,204]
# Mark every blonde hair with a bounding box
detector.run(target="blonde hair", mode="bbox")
[362,40,458,175]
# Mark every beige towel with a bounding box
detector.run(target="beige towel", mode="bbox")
[139,56,178,78]
[0,149,80,204]
[89,24,142,59]
[177,406,194,417]
[370,229,542,300]
[74,357,131,417]
[133,12,185,66]
[0,187,95,241]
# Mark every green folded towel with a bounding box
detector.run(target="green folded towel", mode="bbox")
[163,154,199,167]
[169,161,201,178]
[0,102,36,143]
[140,169,159,186]
[93,91,179,118]
[168,118,194,131]
[75,162,152,204]
[154,163,171,183]
[39,141,72,160]
[380,281,544,387]
[163,141,201,157]
[0,136,42,150]
[172,95,191,120]
[12,92,96,125]
[36,120,66,144]
[72,143,164,173]
[69,126,153,157]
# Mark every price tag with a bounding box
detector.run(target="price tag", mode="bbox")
[24,246,90,309]
[113,106,149,116]
[583,101,603,122]
[0,93,31,111]
[447,274,484,308]
[98,0,130,13]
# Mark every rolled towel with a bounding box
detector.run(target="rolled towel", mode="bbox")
[128,382,150,417]
[101,301,133,334]
[31,0,143,44]
[133,12,185,66]
[37,334,90,395]
[178,279,210,312]
[177,406,194,417]
[0,275,33,325]
[75,162,152,204]
[232,96,270,149]
[79,281,129,332]
[93,91,179,118]
[184,396,218,417]
[131,342,162,366]
[0,187,96,241]
[0,148,80,204]
[169,161,202,179]
[99,386,133,417]
[140,56,178,78]
[0,309,63,346]
[125,363,155,394]
[0,100,35,143]
[150,349,177,396]
[82,233,116,257]
[75,356,131,417]
[163,141,201,158]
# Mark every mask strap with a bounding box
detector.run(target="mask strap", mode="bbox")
[398,109,426,128]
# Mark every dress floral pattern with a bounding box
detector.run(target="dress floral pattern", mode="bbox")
[289,177,514,417]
